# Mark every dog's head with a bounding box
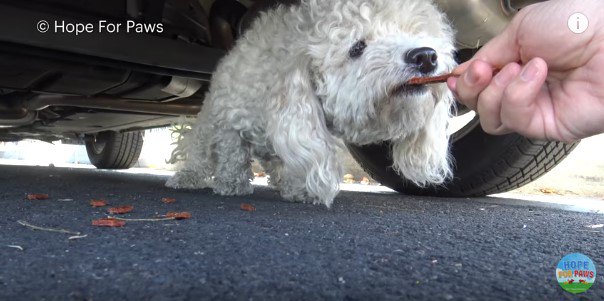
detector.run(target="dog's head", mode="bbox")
[271,0,456,197]
[299,0,456,144]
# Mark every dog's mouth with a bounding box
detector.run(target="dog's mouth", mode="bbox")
[391,83,429,96]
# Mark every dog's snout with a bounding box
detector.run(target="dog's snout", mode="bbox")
[405,47,438,74]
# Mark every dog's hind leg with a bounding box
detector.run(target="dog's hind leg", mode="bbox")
[211,129,254,196]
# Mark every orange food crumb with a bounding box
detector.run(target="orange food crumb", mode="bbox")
[240,203,256,212]
[107,205,134,214]
[92,218,126,227]
[90,199,108,207]
[161,197,176,204]
[166,212,192,220]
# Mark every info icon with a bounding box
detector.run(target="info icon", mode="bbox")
[568,12,589,34]
[556,253,596,294]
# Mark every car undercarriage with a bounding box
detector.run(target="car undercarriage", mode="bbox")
[0,0,241,142]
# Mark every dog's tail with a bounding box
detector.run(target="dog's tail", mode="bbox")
[166,117,195,165]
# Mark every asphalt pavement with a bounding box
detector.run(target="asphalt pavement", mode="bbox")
[0,163,603,301]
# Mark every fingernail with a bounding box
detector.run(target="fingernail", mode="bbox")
[464,68,479,85]
[520,60,540,82]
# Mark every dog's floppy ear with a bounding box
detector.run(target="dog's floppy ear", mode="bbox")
[270,56,342,207]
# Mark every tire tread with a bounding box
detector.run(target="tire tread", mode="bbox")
[348,134,579,197]
[85,131,144,169]
[453,138,577,196]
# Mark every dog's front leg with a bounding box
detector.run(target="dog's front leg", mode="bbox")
[276,149,341,206]
[258,155,338,204]
[269,59,343,207]
[211,129,254,196]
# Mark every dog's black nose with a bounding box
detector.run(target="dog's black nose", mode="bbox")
[405,47,438,74]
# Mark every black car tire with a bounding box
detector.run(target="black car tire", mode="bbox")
[347,121,579,197]
[85,131,144,170]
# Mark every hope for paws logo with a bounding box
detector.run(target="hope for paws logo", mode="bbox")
[556,253,597,294]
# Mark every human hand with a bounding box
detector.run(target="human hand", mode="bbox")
[448,0,604,142]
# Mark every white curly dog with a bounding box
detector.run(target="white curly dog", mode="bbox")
[166,0,456,207]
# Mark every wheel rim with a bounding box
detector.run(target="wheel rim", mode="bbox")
[449,112,480,143]
[91,139,106,155]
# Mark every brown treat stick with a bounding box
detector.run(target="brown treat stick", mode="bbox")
[407,72,460,85]
[408,68,500,85]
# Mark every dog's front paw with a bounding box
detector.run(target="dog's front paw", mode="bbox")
[280,185,334,207]
[212,178,253,196]
[165,170,210,189]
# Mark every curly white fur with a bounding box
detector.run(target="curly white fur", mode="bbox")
[166,0,457,207]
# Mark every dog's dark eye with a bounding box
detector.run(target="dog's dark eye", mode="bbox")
[349,40,367,58]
